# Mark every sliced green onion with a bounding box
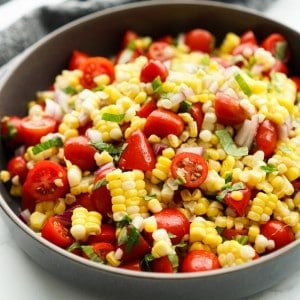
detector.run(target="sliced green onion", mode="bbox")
[81,245,104,263]
[90,141,123,155]
[32,137,63,155]
[179,100,192,113]
[234,235,249,245]
[101,112,125,122]
[201,54,210,66]
[92,178,108,191]
[168,253,179,269]
[125,224,140,253]
[216,182,246,201]
[275,41,287,61]
[66,242,81,252]
[235,73,252,96]
[215,129,248,157]
[152,76,163,93]
[1,120,17,140]
[63,86,76,94]
[144,193,157,201]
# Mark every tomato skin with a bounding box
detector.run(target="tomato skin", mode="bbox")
[20,116,57,146]
[64,135,97,171]
[143,109,185,138]
[120,260,142,271]
[121,30,139,48]
[214,92,249,125]
[87,224,116,245]
[140,60,169,83]
[261,220,295,251]
[79,56,115,89]
[189,102,204,131]
[261,33,289,62]
[184,28,214,53]
[73,192,97,211]
[22,160,69,203]
[154,208,190,245]
[1,116,23,149]
[118,130,156,171]
[147,42,174,62]
[90,242,115,261]
[223,186,251,217]
[171,152,208,188]
[291,76,300,91]
[7,155,28,184]
[232,42,258,57]
[151,256,174,273]
[41,216,74,248]
[68,50,89,70]
[137,97,157,118]
[255,120,278,158]
[222,228,248,240]
[240,30,257,45]
[180,250,220,272]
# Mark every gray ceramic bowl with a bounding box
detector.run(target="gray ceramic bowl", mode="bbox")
[1,1,300,299]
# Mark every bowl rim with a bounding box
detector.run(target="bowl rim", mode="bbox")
[1,0,300,280]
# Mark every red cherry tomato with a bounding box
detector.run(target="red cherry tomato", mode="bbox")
[261,33,290,62]
[137,97,157,118]
[41,216,74,248]
[20,115,57,146]
[171,152,208,188]
[255,120,278,158]
[222,228,249,240]
[143,108,185,138]
[120,260,142,271]
[147,42,174,62]
[154,208,190,245]
[1,115,23,149]
[184,28,214,53]
[291,76,300,91]
[240,30,257,45]
[140,60,169,83]
[214,92,249,125]
[90,167,114,220]
[79,56,115,89]
[22,160,69,204]
[270,60,288,74]
[73,192,97,211]
[151,256,174,273]
[64,135,97,171]
[181,250,220,272]
[119,225,151,262]
[121,30,139,48]
[87,223,116,245]
[68,50,89,70]
[89,242,115,261]
[232,43,258,57]
[223,186,251,216]
[118,130,156,171]
[7,155,28,184]
[261,220,295,251]
[189,102,204,131]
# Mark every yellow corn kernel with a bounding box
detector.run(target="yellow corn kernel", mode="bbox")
[53,198,66,215]
[189,242,212,252]
[67,164,82,187]
[194,197,210,215]
[147,198,163,213]
[10,184,22,197]
[219,32,240,55]
[0,170,11,182]
[94,151,113,166]
[29,212,48,232]
[106,251,122,267]
[151,240,174,258]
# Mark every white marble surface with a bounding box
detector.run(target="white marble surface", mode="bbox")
[1,0,300,299]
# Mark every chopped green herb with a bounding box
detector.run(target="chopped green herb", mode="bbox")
[63,86,76,94]
[275,41,287,61]
[234,235,249,245]
[201,54,210,66]
[66,242,81,252]
[116,215,132,228]
[92,178,108,191]
[90,141,123,156]
[32,137,63,155]
[216,129,248,157]
[125,224,140,253]
[216,182,246,201]
[260,163,277,174]
[92,85,106,92]
[127,40,136,51]
[81,245,104,263]
[234,73,252,96]
[1,120,17,140]
[101,112,125,122]
[152,76,163,94]
[142,253,154,271]
[224,172,233,184]
[179,100,192,113]
[168,253,179,269]
[144,194,157,201]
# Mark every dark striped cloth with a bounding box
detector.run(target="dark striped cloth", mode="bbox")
[0,0,274,69]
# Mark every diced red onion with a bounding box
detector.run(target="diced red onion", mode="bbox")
[176,147,204,156]
[55,205,80,227]
[54,89,70,113]
[95,162,115,175]
[86,128,102,142]
[180,84,194,98]
[278,115,293,140]
[152,143,168,156]
[78,111,90,127]
[235,114,259,148]
[170,92,186,105]
[19,209,31,225]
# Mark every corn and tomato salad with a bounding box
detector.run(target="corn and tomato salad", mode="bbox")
[1,28,300,273]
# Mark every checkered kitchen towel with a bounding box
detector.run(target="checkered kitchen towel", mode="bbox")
[0,0,274,70]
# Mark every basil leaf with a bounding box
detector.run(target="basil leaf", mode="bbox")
[216,129,248,157]
[32,137,63,155]
[102,112,125,122]
[234,73,252,96]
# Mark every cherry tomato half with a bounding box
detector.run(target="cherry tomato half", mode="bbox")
[255,120,278,158]
[154,208,190,245]
[151,256,174,273]
[180,250,220,272]
[87,223,116,245]
[20,115,57,146]
[184,28,214,53]
[140,60,169,83]
[68,50,89,70]
[79,56,115,89]
[136,97,157,118]
[41,216,74,248]
[22,160,69,203]
[89,242,115,261]
[214,92,249,125]
[240,30,257,45]
[189,102,204,131]
[1,115,23,149]
[143,109,185,138]
[261,220,295,251]
[118,130,156,171]
[64,135,97,171]
[147,42,174,62]
[171,152,208,188]
[7,155,28,184]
